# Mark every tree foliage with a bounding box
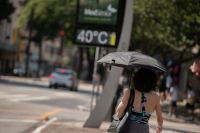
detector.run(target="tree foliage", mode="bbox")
[17,0,76,43]
[132,0,200,58]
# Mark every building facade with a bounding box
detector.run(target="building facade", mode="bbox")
[0,0,79,77]
[0,0,25,75]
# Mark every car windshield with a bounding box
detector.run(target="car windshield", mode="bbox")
[55,69,74,75]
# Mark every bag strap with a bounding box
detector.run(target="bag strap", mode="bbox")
[125,89,135,111]
[116,89,135,120]
[141,92,147,112]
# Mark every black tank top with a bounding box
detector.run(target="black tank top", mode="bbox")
[130,92,151,124]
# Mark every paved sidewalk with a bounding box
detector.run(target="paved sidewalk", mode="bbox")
[40,120,156,133]
[39,118,200,133]
[42,123,107,133]
[160,101,200,125]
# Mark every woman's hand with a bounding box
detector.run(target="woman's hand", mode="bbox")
[156,127,162,133]
[155,94,163,133]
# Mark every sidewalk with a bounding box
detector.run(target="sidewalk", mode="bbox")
[39,119,155,133]
[41,120,107,133]
[39,118,200,133]
[160,100,200,125]
[0,75,49,84]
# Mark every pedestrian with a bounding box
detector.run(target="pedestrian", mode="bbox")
[185,84,195,118]
[114,68,163,133]
[168,81,178,118]
[158,74,167,102]
[165,72,173,92]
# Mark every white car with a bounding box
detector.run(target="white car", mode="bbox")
[49,69,78,91]
[13,67,25,76]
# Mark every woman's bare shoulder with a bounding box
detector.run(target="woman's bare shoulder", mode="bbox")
[150,91,160,100]
[122,88,132,99]
[123,87,130,94]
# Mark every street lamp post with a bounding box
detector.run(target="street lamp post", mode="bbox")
[25,8,34,77]
[58,31,65,67]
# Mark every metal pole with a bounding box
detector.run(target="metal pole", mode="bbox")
[58,33,64,67]
[90,47,100,111]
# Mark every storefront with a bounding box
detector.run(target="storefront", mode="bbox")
[0,41,17,75]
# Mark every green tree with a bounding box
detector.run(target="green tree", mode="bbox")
[132,0,200,60]
[17,0,76,42]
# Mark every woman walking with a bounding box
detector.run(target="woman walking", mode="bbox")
[115,68,163,133]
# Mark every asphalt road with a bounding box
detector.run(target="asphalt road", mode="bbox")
[0,77,200,133]
[0,78,92,133]
[0,78,92,110]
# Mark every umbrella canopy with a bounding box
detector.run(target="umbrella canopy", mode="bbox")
[97,51,167,73]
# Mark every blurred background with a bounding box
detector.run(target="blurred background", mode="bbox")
[0,0,200,133]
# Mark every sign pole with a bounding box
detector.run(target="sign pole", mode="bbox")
[84,0,134,128]
[90,47,100,111]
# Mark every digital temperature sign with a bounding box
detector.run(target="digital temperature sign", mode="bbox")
[76,29,116,47]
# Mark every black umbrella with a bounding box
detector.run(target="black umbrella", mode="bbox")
[97,51,167,73]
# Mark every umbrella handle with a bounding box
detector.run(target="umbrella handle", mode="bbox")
[129,70,134,89]
[108,59,115,71]
[112,59,116,63]
[109,65,112,71]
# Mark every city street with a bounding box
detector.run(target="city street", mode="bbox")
[0,77,199,133]
[1,0,199,133]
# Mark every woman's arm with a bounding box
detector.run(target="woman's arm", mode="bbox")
[155,95,163,133]
[115,88,130,119]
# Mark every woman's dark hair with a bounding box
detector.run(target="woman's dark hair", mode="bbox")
[133,68,158,92]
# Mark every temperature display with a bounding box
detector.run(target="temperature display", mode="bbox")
[75,29,117,47]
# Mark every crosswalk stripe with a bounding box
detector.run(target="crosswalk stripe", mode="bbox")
[32,117,57,133]
[0,94,28,99]
[10,96,50,102]
[0,118,38,123]
[0,91,50,102]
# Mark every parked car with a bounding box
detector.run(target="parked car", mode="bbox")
[13,66,44,77]
[13,66,25,76]
[48,68,78,91]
